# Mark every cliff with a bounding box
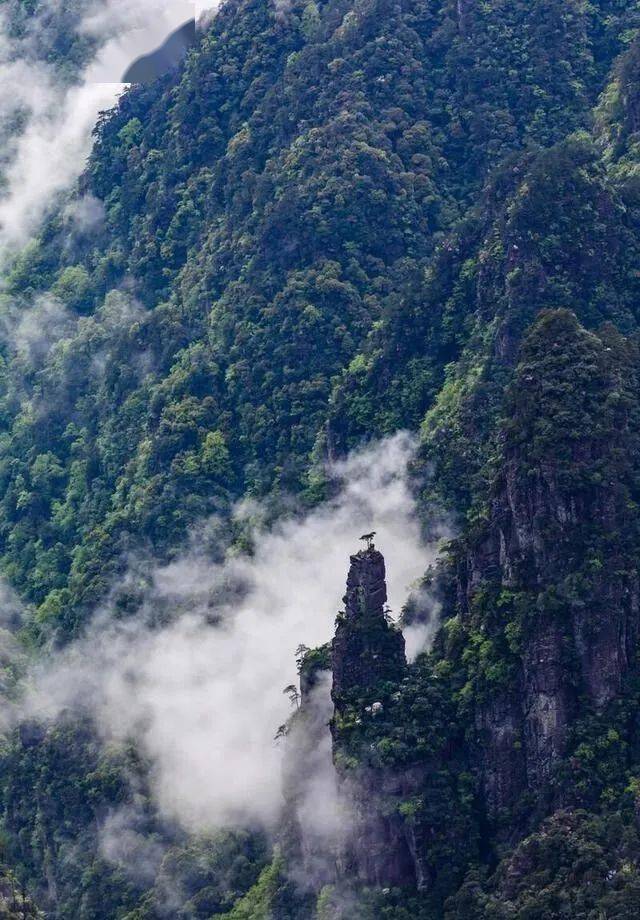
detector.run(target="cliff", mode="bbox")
[331,546,406,711]
[323,545,476,900]
[327,545,418,889]
[285,313,640,907]
[5,0,640,914]
[458,311,640,822]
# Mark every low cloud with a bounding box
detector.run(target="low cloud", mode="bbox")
[63,192,106,235]
[22,434,442,834]
[0,580,26,727]
[85,0,197,84]
[0,0,121,256]
[0,74,120,255]
[0,293,75,362]
[0,0,217,259]
[285,670,349,889]
[99,805,166,885]
[403,589,443,662]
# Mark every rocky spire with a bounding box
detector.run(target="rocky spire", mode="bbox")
[331,544,406,709]
[329,544,418,889]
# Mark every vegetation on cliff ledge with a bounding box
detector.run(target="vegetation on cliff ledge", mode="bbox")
[4,0,640,916]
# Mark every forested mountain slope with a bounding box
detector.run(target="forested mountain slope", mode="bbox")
[3,0,638,634]
[3,0,640,916]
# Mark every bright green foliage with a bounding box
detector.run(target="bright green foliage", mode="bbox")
[2,0,640,915]
[219,855,312,919]
[0,0,636,637]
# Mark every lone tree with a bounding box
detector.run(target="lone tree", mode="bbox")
[283,684,301,709]
[359,531,376,550]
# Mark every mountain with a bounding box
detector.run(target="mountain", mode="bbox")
[3,0,640,916]
[122,20,197,85]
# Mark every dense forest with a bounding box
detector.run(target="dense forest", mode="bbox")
[3,0,640,916]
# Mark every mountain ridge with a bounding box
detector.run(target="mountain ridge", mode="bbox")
[3,0,640,916]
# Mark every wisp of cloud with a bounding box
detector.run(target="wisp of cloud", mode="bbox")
[0,0,218,258]
[23,433,440,834]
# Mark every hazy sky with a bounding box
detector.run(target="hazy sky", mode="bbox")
[0,0,218,256]
[87,0,199,83]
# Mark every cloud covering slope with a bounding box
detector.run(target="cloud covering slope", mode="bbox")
[23,434,438,832]
[0,0,212,256]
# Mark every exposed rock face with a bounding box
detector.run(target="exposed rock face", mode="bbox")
[331,547,406,708]
[285,546,476,896]
[463,312,640,819]
[336,767,421,889]
[330,546,414,888]
[474,689,526,819]
[477,460,640,813]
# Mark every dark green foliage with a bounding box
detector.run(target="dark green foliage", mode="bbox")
[4,0,640,916]
[2,0,99,81]
[446,810,640,919]
[1,715,149,917]
[131,831,270,918]
[1,0,637,635]
[0,715,269,919]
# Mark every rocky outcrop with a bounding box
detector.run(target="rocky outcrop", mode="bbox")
[331,546,406,709]
[463,311,640,819]
[329,545,416,888]
[281,547,414,891]
[285,544,478,897]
